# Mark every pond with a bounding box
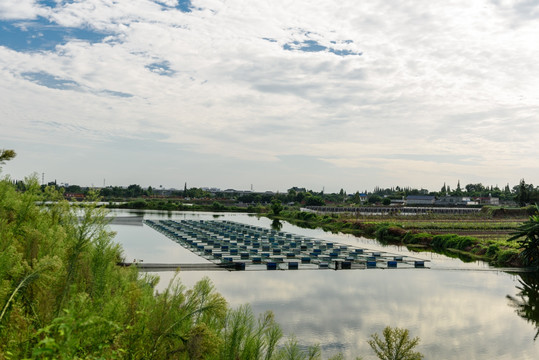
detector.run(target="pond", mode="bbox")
[109,210,539,359]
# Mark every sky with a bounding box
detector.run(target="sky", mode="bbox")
[1,0,538,193]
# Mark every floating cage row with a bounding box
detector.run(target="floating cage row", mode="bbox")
[144,220,428,270]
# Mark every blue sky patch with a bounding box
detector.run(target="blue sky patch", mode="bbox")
[37,0,59,8]
[153,0,192,12]
[146,61,175,76]
[282,39,361,56]
[99,90,134,98]
[0,19,110,52]
[20,71,133,98]
[329,48,362,56]
[176,0,193,12]
[21,71,80,90]
[298,40,327,52]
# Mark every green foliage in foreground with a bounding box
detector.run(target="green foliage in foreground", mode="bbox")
[0,149,16,165]
[0,177,424,359]
[508,205,539,267]
[368,326,423,360]
[0,177,284,359]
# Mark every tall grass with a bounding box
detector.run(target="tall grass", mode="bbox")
[1,177,428,359]
[0,178,275,359]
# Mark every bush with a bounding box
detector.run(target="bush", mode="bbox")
[295,211,318,221]
[403,232,432,245]
[304,196,325,206]
[494,249,521,267]
[368,326,424,360]
[431,234,475,250]
[486,244,500,257]
[129,199,147,209]
[0,178,287,359]
[212,201,226,211]
[375,224,406,243]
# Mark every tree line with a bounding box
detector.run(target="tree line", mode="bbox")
[21,180,539,207]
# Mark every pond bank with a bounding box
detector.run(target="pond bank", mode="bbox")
[269,210,526,268]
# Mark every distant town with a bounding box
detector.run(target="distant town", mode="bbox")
[11,178,539,208]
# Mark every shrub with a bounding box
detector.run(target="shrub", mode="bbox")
[368,326,424,360]
[212,201,226,211]
[494,249,521,267]
[0,178,287,359]
[375,224,406,243]
[129,199,147,209]
[486,244,500,257]
[296,211,318,221]
[403,232,432,245]
[431,234,475,250]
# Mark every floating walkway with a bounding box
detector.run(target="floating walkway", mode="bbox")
[143,219,429,271]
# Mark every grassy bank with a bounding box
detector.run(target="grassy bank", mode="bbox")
[271,210,525,267]
[0,181,293,359]
[2,178,430,359]
[106,198,264,213]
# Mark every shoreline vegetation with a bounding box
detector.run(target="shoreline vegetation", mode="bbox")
[107,198,532,268]
[0,176,428,359]
[15,172,539,268]
[268,207,538,269]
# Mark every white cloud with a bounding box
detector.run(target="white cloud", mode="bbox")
[0,0,46,20]
[1,0,539,190]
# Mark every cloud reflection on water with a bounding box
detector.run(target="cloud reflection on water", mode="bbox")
[110,211,539,359]
[154,269,537,359]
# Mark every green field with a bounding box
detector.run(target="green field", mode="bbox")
[273,210,529,267]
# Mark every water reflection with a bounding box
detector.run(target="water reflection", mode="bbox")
[271,219,283,231]
[109,210,539,359]
[507,272,539,340]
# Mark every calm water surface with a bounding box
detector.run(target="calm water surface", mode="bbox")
[110,210,539,359]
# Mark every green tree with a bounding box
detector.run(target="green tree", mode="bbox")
[271,198,284,216]
[367,326,424,360]
[212,201,225,211]
[305,195,325,206]
[127,184,144,197]
[453,180,462,196]
[515,179,531,207]
[0,148,16,166]
[368,195,382,204]
[508,204,539,267]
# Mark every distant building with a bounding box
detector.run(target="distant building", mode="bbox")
[202,187,221,193]
[473,196,500,206]
[406,195,436,205]
[390,198,406,206]
[435,196,469,206]
[65,193,85,201]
